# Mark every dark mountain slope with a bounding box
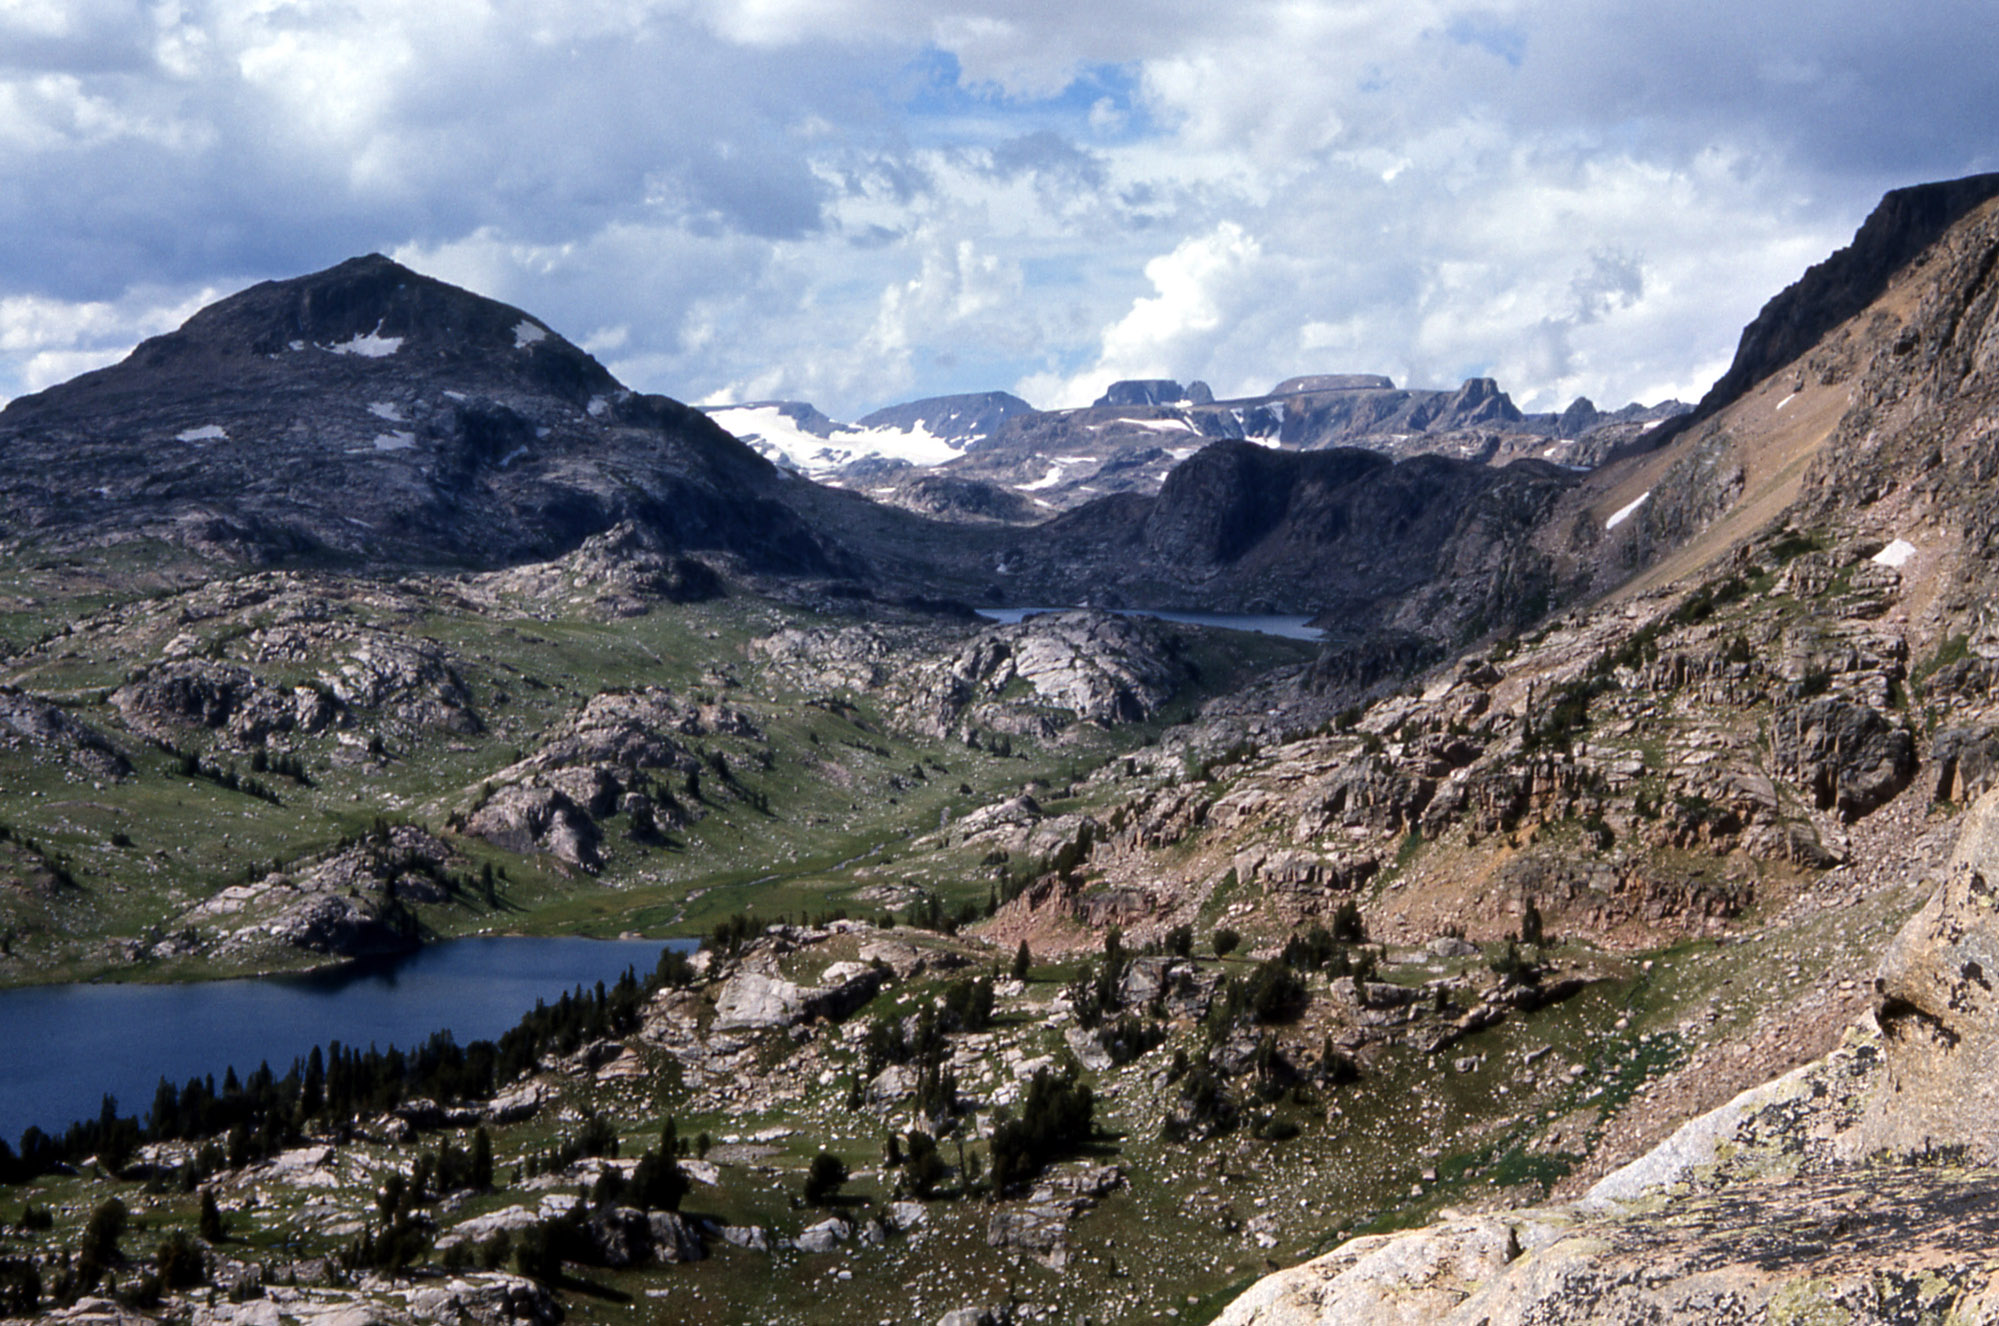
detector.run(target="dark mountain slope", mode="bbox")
[0,255,844,574]
[979,441,1579,634]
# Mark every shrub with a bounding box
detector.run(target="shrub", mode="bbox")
[1212,927,1241,959]
[155,1229,208,1290]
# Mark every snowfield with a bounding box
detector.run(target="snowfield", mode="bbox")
[704,404,966,475]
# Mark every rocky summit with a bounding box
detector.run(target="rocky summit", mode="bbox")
[0,254,838,573]
[9,174,1999,1326]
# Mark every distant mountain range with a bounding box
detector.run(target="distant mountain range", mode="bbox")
[706,375,1688,518]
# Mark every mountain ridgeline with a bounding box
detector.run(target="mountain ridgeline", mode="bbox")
[0,255,1609,647]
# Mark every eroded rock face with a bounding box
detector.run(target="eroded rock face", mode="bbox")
[466,784,602,870]
[1769,696,1917,821]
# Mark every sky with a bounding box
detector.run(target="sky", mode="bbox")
[1,1,1996,422]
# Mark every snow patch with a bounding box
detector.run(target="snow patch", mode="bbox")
[1116,417,1196,434]
[1775,393,1797,412]
[1020,457,1090,492]
[1167,447,1198,461]
[176,424,227,443]
[705,404,964,474]
[1640,418,1664,432]
[443,390,467,401]
[498,445,531,469]
[372,432,416,452]
[586,395,609,418]
[1605,491,1650,531]
[513,319,548,348]
[326,322,402,358]
[287,340,304,352]
[368,402,404,422]
[1873,538,1917,569]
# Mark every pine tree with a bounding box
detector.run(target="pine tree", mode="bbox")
[199,1189,225,1243]
[471,1127,494,1191]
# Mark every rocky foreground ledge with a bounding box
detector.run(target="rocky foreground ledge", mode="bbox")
[1216,787,1999,1324]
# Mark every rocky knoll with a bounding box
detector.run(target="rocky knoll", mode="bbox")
[753,609,1190,741]
[0,687,130,781]
[1215,788,1999,1325]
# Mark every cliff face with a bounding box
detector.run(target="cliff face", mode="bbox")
[981,441,1579,634]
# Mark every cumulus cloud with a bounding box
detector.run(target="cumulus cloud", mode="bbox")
[0,0,1995,420]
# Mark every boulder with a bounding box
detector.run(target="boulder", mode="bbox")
[647,1210,705,1263]
[794,1217,849,1253]
[484,1082,545,1124]
[711,965,883,1031]
[937,1311,1000,1326]
[718,1224,771,1252]
[403,1272,561,1325]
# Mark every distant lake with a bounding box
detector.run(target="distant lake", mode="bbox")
[976,607,1324,641]
[0,936,690,1148]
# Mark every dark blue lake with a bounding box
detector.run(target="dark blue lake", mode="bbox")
[976,607,1324,641]
[0,937,690,1148]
